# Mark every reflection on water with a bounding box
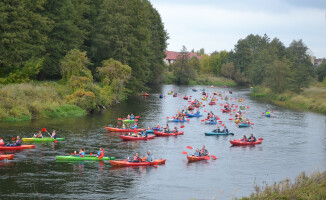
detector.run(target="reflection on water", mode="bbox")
[0,85,326,199]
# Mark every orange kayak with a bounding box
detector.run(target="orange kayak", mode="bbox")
[105,127,144,132]
[0,154,15,160]
[110,159,166,167]
[0,145,35,151]
[153,131,184,136]
[230,138,263,146]
[187,156,206,162]
[119,135,155,141]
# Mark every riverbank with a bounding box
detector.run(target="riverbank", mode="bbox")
[251,86,326,115]
[163,72,236,86]
[239,171,326,200]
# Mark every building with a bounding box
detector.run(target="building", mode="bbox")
[164,51,202,65]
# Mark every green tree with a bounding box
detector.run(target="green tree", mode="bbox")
[265,58,291,93]
[315,59,326,82]
[221,62,235,79]
[188,56,200,74]
[60,49,92,81]
[173,46,195,85]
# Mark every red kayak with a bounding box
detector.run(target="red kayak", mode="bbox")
[105,127,144,132]
[222,109,231,113]
[230,138,263,146]
[0,142,4,146]
[119,135,155,141]
[209,101,216,105]
[187,156,206,162]
[183,96,188,100]
[154,131,184,136]
[141,93,150,96]
[110,159,166,167]
[0,154,15,160]
[0,145,35,151]
[188,106,194,110]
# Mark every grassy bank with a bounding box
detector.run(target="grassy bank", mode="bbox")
[163,72,236,86]
[239,171,326,200]
[251,86,326,115]
[0,82,86,122]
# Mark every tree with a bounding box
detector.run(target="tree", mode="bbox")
[173,46,195,85]
[60,49,92,81]
[221,62,235,79]
[288,64,311,93]
[264,58,291,93]
[315,59,326,82]
[188,56,200,74]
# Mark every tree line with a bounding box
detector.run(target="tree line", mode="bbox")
[0,0,168,92]
[171,34,326,93]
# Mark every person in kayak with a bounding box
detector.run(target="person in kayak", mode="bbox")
[248,134,256,142]
[173,127,178,133]
[200,145,209,156]
[51,130,57,139]
[130,114,135,119]
[79,148,85,157]
[146,150,152,162]
[6,136,22,146]
[33,131,43,138]
[194,148,200,156]
[242,135,247,142]
[164,124,170,133]
[131,123,138,129]
[222,126,229,133]
[130,152,142,162]
[96,148,104,157]
[213,126,220,133]
[127,114,131,119]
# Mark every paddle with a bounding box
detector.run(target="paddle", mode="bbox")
[186,146,193,149]
[210,155,217,160]
[136,116,140,119]
[204,156,210,160]
[180,125,185,128]
[182,151,188,154]
[41,128,58,143]
[118,118,122,120]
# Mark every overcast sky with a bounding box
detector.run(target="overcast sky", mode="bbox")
[150,0,326,58]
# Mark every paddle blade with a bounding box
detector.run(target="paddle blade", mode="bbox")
[211,155,217,160]
[186,146,193,149]
[201,120,205,122]
[182,151,188,154]
[118,118,122,120]
[204,156,211,160]
[251,123,254,125]
[247,106,250,108]
[135,119,138,122]
[41,128,47,132]
[180,125,185,128]
[166,117,170,119]
[187,119,190,121]
[136,116,140,118]
[81,155,84,158]
[90,153,92,156]
[12,137,15,140]
[71,153,73,155]
[55,140,58,143]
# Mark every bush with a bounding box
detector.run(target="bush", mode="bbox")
[65,89,97,111]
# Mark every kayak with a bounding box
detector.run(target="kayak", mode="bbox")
[22,138,65,142]
[238,99,243,102]
[122,119,135,123]
[0,145,35,151]
[186,112,202,117]
[187,156,206,162]
[225,98,229,101]
[105,127,144,132]
[173,93,177,97]
[209,101,216,105]
[240,106,245,110]
[188,106,194,110]
[141,93,149,96]
[154,131,184,136]
[230,138,263,146]
[109,159,166,167]
[119,135,155,141]
[146,129,162,134]
[0,142,4,146]
[159,94,164,98]
[0,154,15,160]
[167,119,188,122]
[192,88,197,92]
[205,132,234,136]
[202,92,206,95]
[183,96,188,100]
[222,109,231,113]
[238,123,251,128]
[202,97,207,101]
[56,155,115,161]
[205,120,217,124]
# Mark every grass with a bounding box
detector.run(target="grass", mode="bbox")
[239,171,326,200]
[0,82,87,122]
[251,86,326,115]
[190,74,236,86]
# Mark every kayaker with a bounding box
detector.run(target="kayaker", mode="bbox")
[131,123,138,129]
[122,123,126,129]
[131,152,142,163]
[33,131,43,138]
[164,124,170,133]
[79,148,85,157]
[222,126,229,133]
[248,134,256,142]
[173,127,178,133]
[146,150,152,162]
[0,137,3,143]
[200,145,209,156]
[194,148,200,156]
[96,148,104,157]
[130,114,135,119]
[213,126,220,133]
[242,135,247,142]
[51,130,57,139]
[127,114,131,119]
[6,136,22,146]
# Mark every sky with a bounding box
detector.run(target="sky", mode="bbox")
[150,0,326,58]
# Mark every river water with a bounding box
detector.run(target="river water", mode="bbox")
[0,85,325,200]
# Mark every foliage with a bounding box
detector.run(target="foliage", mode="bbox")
[240,171,326,200]
[221,62,235,79]
[173,46,196,85]
[264,58,291,93]
[60,49,92,81]
[315,59,326,82]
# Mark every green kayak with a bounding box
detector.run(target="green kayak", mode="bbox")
[205,132,234,136]
[22,137,65,142]
[56,155,115,161]
[122,119,135,123]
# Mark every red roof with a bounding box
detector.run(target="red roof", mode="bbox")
[165,51,202,61]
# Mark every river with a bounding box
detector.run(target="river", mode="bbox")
[0,85,325,200]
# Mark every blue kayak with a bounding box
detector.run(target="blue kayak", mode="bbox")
[205,120,217,124]
[167,119,188,122]
[205,132,234,136]
[159,94,164,98]
[146,129,162,134]
[238,123,251,128]
[186,112,202,117]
